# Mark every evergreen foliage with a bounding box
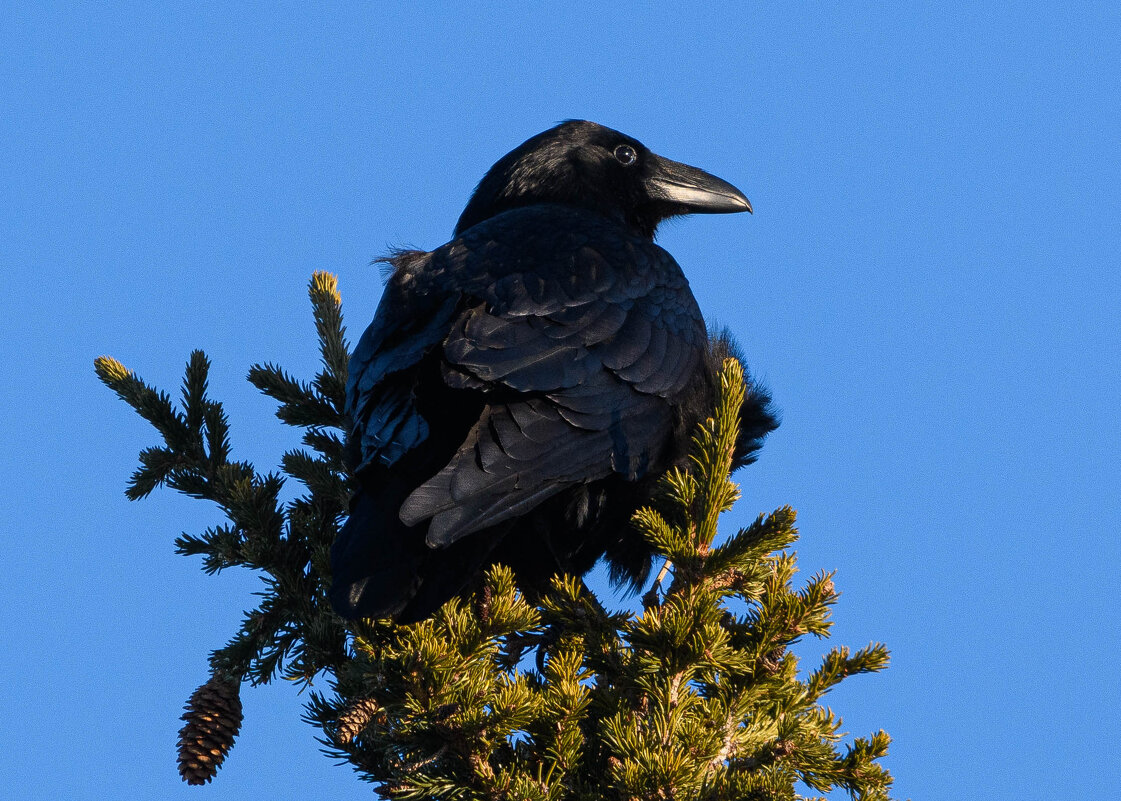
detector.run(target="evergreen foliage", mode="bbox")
[96,272,895,799]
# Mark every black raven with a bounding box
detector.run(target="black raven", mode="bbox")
[331,121,777,622]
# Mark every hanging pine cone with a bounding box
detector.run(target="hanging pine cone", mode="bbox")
[177,674,243,785]
[335,697,384,745]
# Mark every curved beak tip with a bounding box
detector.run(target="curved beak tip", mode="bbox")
[715,185,752,214]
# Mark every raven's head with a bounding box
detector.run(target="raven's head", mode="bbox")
[455,120,751,239]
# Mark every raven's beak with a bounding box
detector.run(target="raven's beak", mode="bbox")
[644,154,752,214]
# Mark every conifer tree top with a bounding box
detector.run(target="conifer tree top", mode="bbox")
[97,273,894,800]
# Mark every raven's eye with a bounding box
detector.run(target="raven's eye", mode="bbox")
[614,144,637,166]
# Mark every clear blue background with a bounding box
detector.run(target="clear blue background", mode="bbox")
[2,3,1118,799]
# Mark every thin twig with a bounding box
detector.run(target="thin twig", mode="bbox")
[642,559,674,608]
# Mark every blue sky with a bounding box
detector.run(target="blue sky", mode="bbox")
[2,3,1118,799]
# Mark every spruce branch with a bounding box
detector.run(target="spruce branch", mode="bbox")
[308,270,350,409]
[99,275,895,799]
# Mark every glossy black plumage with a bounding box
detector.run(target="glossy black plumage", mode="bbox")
[330,121,777,622]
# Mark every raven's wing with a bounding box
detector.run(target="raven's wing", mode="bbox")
[345,255,462,472]
[393,206,708,547]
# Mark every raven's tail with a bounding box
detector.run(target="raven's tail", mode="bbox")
[329,490,505,624]
[329,490,422,621]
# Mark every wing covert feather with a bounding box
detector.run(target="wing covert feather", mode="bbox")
[348,206,708,547]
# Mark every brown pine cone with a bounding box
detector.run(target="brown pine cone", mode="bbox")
[335,697,384,745]
[176,674,243,785]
